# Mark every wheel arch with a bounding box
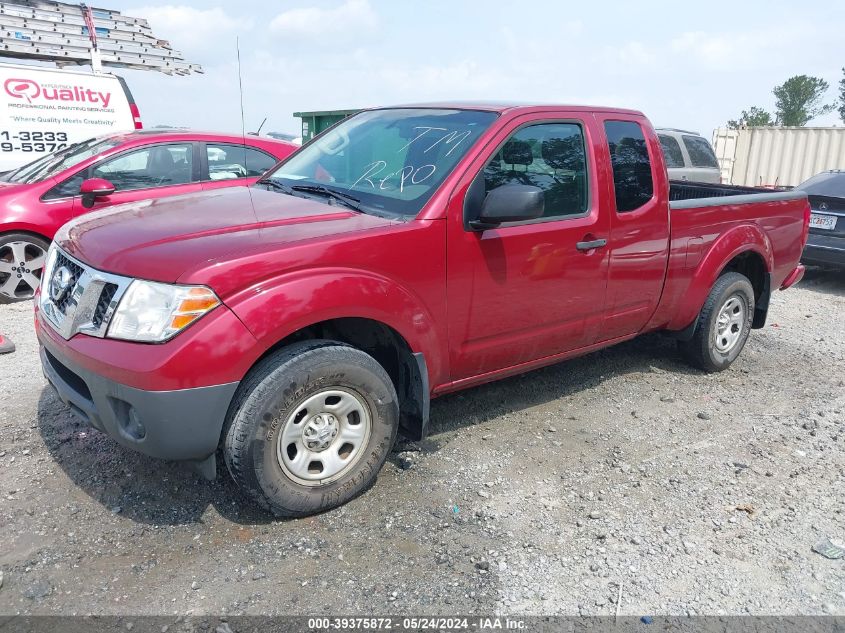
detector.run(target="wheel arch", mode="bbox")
[0,227,52,244]
[241,317,430,441]
[718,250,770,328]
[222,268,446,440]
[669,224,773,334]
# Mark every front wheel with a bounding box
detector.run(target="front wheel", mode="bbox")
[0,233,50,303]
[678,272,755,372]
[223,340,399,517]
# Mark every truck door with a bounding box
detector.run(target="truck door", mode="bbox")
[447,113,611,380]
[595,118,670,341]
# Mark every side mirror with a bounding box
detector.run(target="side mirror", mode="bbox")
[467,184,544,231]
[80,178,116,209]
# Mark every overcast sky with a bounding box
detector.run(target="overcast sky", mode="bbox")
[106,0,845,137]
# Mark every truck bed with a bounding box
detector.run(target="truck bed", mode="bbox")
[648,181,809,333]
[669,180,784,202]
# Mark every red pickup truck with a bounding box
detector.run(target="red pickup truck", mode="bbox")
[35,103,809,516]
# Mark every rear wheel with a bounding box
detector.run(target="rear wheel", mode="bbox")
[223,340,399,517]
[0,233,50,303]
[678,272,755,372]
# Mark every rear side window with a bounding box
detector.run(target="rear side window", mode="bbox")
[604,121,654,212]
[206,144,277,180]
[658,134,684,168]
[682,135,718,169]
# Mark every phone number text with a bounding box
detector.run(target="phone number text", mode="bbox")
[0,130,68,153]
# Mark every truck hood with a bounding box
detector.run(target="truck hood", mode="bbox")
[59,187,397,283]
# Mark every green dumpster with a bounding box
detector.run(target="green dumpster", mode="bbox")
[293,109,361,143]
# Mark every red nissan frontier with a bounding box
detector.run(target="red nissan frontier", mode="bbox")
[34,104,810,516]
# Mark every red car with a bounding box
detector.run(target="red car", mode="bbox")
[36,104,809,516]
[0,130,296,302]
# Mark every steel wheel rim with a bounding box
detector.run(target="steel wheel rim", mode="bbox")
[276,387,372,486]
[0,240,47,300]
[714,294,746,353]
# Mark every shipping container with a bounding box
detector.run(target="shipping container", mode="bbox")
[712,126,845,188]
[293,109,360,144]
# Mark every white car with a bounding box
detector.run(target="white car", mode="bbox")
[657,128,721,183]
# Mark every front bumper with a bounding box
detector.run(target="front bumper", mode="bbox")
[802,232,845,268]
[40,335,238,463]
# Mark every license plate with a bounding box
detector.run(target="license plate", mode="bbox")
[810,213,837,230]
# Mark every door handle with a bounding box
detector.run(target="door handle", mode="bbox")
[576,238,607,251]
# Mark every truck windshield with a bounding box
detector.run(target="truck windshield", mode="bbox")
[1,137,123,185]
[262,108,498,217]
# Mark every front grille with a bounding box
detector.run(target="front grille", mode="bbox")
[92,282,118,328]
[40,247,131,340]
[53,252,84,315]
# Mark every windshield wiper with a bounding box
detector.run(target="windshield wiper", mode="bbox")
[257,178,295,195]
[290,184,363,212]
[257,180,387,217]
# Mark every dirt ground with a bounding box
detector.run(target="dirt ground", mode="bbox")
[0,269,843,618]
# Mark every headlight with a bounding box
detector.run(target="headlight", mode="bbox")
[107,280,220,343]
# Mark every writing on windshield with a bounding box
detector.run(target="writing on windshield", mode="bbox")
[266,108,498,217]
[352,126,474,193]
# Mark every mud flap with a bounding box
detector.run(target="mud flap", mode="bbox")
[399,352,430,441]
[668,317,698,342]
[190,453,217,481]
[752,273,772,329]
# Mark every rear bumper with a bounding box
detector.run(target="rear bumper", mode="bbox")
[802,232,845,268]
[40,335,238,462]
[779,264,805,290]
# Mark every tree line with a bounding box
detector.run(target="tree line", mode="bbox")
[727,70,845,128]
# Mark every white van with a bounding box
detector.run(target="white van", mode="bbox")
[0,63,141,172]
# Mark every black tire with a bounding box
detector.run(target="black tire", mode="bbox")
[678,272,755,373]
[223,340,399,517]
[0,232,50,304]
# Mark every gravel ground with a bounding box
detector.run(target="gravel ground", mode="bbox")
[0,268,843,618]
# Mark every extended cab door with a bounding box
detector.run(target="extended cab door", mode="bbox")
[71,142,202,213]
[446,112,611,380]
[200,142,279,191]
[594,117,670,341]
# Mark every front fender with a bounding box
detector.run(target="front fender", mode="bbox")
[225,267,446,385]
[668,224,773,331]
